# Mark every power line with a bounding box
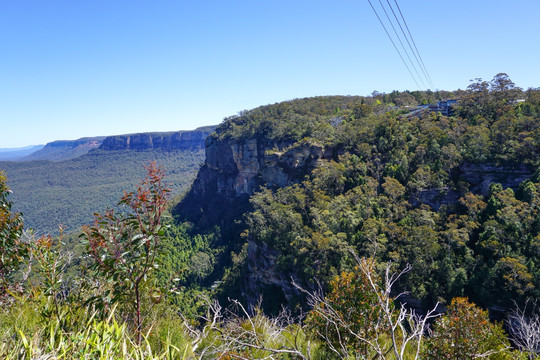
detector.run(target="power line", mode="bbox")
[384,0,433,89]
[377,0,427,89]
[392,0,435,89]
[366,0,422,90]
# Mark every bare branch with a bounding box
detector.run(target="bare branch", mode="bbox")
[507,299,540,357]
[294,253,439,360]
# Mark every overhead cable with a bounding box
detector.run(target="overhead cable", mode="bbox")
[392,0,435,89]
[366,0,422,90]
[384,0,432,89]
[377,0,427,89]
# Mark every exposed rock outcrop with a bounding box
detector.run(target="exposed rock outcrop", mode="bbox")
[458,162,533,195]
[410,187,460,210]
[177,135,336,308]
[191,137,330,200]
[99,126,215,151]
[245,240,301,309]
[410,162,533,210]
[179,135,332,229]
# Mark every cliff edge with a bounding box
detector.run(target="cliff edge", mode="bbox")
[99,126,215,151]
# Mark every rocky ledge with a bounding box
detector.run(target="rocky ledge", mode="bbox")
[99,126,216,151]
[191,136,330,200]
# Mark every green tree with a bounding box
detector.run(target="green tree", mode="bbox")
[423,297,511,359]
[490,73,522,107]
[82,162,170,344]
[306,261,384,357]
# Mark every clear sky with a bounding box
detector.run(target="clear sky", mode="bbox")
[1,0,539,148]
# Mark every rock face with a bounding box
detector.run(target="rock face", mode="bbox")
[99,126,215,151]
[458,162,533,195]
[178,135,334,307]
[410,187,460,210]
[194,137,265,199]
[190,136,330,202]
[410,162,533,210]
[246,240,301,309]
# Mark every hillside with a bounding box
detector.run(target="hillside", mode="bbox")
[0,126,215,234]
[172,74,540,312]
[21,137,106,162]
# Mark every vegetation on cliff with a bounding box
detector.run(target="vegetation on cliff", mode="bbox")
[173,74,540,313]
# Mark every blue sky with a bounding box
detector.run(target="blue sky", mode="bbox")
[1,0,539,147]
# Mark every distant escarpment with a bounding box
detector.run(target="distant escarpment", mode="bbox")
[99,126,215,151]
[21,126,216,162]
[2,126,216,234]
[22,137,106,162]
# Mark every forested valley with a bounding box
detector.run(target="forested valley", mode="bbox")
[1,73,540,359]
[1,148,205,234]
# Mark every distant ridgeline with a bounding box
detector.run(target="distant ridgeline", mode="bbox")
[0,145,45,161]
[0,126,216,234]
[22,137,106,162]
[20,126,215,162]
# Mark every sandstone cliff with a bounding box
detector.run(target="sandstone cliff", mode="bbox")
[179,135,332,227]
[459,162,533,195]
[19,126,215,162]
[99,126,215,151]
[410,162,533,209]
[197,137,329,195]
[177,134,334,309]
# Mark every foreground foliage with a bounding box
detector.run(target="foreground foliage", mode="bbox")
[0,253,533,359]
[82,162,171,344]
[423,297,512,359]
[0,300,191,360]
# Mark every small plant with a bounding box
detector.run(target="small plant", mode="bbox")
[82,162,170,344]
[28,230,67,322]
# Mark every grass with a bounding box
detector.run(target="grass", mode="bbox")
[0,298,193,360]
